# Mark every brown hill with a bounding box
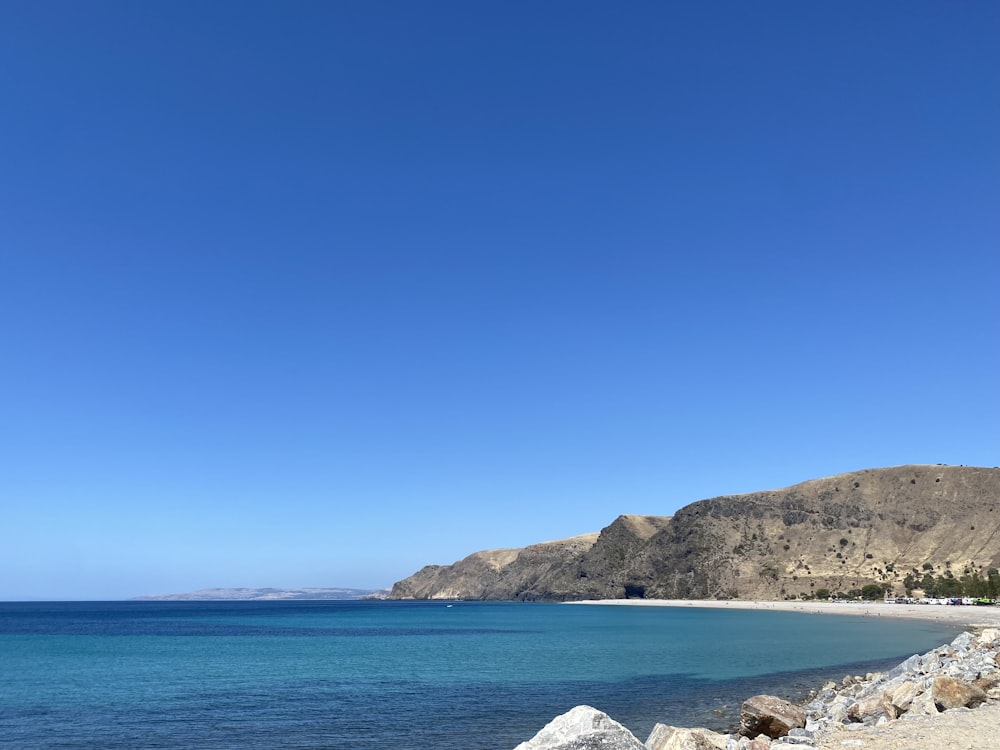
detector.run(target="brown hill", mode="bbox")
[389,465,1000,601]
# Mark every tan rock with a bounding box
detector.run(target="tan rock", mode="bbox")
[739,695,806,739]
[644,724,727,750]
[977,628,999,645]
[932,676,987,711]
[908,688,940,716]
[847,694,886,722]
[972,675,1000,693]
[885,680,919,717]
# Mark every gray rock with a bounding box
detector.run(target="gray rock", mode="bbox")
[920,652,943,672]
[826,703,849,725]
[739,695,806,739]
[943,661,966,678]
[514,705,645,750]
[951,632,974,650]
[884,653,921,681]
[645,724,727,750]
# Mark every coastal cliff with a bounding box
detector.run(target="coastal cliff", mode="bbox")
[390,465,1000,601]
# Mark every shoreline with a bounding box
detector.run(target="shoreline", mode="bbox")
[568,597,1000,628]
[531,601,1000,749]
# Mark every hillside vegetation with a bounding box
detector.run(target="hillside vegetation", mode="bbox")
[389,465,1000,601]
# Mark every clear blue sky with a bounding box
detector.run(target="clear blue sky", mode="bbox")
[1,2,997,600]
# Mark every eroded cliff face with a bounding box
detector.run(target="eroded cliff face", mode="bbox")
[389,534,600,600]
[389,465,1000,601]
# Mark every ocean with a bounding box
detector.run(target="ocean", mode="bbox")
[0,600,960,749]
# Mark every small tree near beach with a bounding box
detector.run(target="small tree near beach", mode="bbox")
[860,584,884,600]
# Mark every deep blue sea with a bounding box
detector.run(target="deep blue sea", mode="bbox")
[0,600,960,749]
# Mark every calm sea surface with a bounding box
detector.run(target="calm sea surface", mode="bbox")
[0,600,960,749]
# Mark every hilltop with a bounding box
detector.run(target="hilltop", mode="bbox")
[389,465,1000,601]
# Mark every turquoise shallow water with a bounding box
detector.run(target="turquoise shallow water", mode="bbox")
[0,600,960,749]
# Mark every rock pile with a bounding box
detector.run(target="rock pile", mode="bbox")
[513,629,1000,750]
[787,627,1000,748]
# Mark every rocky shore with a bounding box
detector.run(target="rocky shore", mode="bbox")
[513,627,1000,750]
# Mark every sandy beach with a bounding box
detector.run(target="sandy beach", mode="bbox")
[570,598,1000,628]
[571,599,1000,749]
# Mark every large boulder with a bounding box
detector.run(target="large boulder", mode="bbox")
[977,628,999,645]
[846,693,886,723]
[932,676,987,711]
[514,705,646,750]
[644,724,727,750]
[885,680,919,718]
[739,695,805,739]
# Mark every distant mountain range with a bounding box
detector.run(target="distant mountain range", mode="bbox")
[390,465,1000,601]
[133,587,385,601]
